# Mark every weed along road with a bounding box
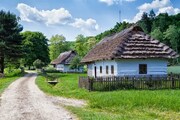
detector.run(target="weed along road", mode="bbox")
[0,72,81,120]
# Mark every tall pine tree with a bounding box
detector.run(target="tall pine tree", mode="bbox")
[0,10,23,73]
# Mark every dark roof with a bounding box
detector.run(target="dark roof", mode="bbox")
[51,50,76,65]
[81,25,179,63]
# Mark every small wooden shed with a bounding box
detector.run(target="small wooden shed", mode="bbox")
[81,25,179,77]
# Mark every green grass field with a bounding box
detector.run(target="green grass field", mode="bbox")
[36,66,180,120]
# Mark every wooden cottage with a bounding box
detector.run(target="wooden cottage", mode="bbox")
[81,25,179,77]
[51,50,83,72]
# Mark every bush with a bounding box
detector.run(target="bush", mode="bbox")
[4,68,22,77]
[44,66,60,73]
[33,59,44,69]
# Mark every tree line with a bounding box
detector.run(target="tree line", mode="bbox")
[0,10,179,73]
[51,10,179,65]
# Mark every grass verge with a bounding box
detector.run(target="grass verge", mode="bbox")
[0,72,25,94]
[36,71,180,120]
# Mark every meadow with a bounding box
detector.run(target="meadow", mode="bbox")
[36,66,180,120]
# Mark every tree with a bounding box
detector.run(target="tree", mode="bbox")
[138,12,152,33]
[74,34,87,57]
[49,34,70,60]
[33,59,44,69]
[152,13,170,32]
[0,10,23,73]
[69,56,82,70]
[95,22,131,41]
[21,31,50,69]
[150,28,163,42]
[87,37,97,50]
[164,25,179,53]
[149,9,156,20]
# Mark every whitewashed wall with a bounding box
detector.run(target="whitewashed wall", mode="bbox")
[117,59,167,76]
[56,64,83,72]
[87,59,167,77]
[88,60,117,77]
[56,64,64,71]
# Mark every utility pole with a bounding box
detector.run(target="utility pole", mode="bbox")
[119,9,121,23]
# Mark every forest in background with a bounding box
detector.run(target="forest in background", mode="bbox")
[49,10,180,65]
[0,10,180,73]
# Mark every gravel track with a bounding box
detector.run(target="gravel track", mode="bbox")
[0,72,85,120]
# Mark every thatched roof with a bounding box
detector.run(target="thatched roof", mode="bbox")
[51,50,76,65]
[81,25,179,63]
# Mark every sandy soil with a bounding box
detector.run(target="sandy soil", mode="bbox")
[0,72,86,120]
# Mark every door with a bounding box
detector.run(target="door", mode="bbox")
[94,66,97,78]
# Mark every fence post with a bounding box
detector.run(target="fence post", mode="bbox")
[171,73,175,89]
[88,77,91,92]
[88,77,93,92]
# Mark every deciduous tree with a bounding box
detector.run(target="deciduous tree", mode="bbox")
[49,34,70,60]
[21,31,50,69]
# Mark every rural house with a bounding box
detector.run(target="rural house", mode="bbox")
[51,50,83,72]
[81,25,179,77]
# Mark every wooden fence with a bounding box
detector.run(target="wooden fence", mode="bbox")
[79,74,180,91]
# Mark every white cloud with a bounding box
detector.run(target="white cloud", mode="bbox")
[99,0,114,5]
[70,18,99,32]
[99,0,135,6]
[124,0,180,23]
[157,6,180,15]
[17,3,72,25]
[138,0,170,12]
[17,3,99,33]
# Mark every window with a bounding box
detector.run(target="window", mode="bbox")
[106,66,108,74]
[100,66,102,73]
[111,65,114,74]
[139,64,147,74]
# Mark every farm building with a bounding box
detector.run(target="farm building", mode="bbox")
[51,50,83,72]
[81,25,179,77]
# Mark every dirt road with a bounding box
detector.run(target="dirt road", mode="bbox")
[0,72,85,120]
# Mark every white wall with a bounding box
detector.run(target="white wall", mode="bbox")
[56,64,83,72]
[117,59,167,76]
[56,64,64,71]
[87,59,167,77]
[88,60,117,77]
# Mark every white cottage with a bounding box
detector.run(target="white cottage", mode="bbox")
[81,25,179,77]
[51,50,83,72]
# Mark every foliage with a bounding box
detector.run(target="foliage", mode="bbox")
[149,9,156,20]
[69,56,82,70]
[86,37,98,50]
[36,71,180,120]
[150,28,163,42]
[138,12,152,33]
[44,66,60,73]
[21,31,50,68]
[95,21,131,42]
[4,68,22,77]
[74,34,87,57]
[33,59,44,69]
[164,25,179,52]
[49,34,71,60]
[0,10,23,73]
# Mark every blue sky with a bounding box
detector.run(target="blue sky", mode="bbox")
[0,0,179,41]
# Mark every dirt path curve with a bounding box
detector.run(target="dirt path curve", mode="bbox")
[0,72,86,120]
